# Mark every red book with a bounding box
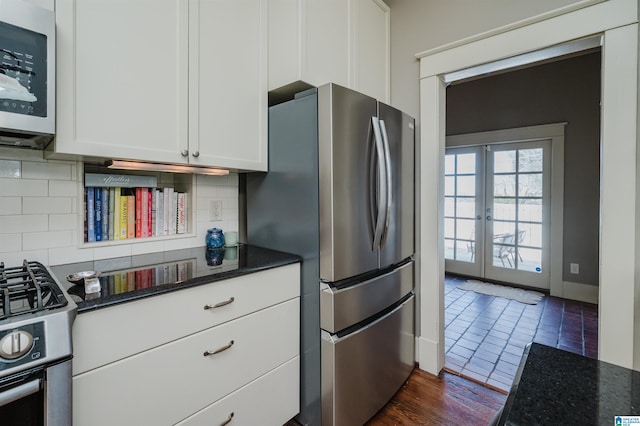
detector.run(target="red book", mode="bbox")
[147,189,153,237]
[141,188,149,238]
[135,188,142,238]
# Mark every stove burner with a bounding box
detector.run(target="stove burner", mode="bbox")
[0,260,68,320]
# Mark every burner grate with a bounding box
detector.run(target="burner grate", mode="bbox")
[0,260,68,320]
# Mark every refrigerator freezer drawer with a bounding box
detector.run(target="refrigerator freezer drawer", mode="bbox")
[320,260,413,333]
[321,294,415,426]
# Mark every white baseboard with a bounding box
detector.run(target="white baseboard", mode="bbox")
[561,281,599,304]
[417,336,443,375]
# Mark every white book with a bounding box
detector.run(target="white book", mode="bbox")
[177,192,186,234]
[163,187,172,235]
[157,190,164,237]
[170,191,178,235]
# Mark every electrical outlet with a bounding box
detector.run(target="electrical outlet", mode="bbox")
[570,263,579,274]
[209,200,223,221]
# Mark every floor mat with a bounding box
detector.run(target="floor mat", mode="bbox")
[457,280,544,305]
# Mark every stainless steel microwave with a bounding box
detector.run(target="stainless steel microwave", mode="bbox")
[0,0,55,149]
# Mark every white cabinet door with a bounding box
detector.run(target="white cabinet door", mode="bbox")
[55,0,189,164]
[189,0,268,171]
[352,0,390,102]
[268,0,389,102]
[268,0,349,90]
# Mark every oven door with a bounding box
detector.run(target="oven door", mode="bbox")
[0,358,72,426]
[0,366,45,426]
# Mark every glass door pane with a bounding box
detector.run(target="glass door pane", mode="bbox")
[484,141,550,288]
[444,146,483,277]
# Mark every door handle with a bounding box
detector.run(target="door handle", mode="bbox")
[371,117,387,251]
[487,215,492,221]
[476,215,482,220]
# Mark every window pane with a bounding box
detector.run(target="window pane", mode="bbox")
[518,248,542,273]
[444,197,455,217]
[517,223,542,248]
[494,174,516,196]
[456,219,475,240]
[493,245,515,268]
[444,238,455,260]
[455,239,474,262]
[518,199,542,222]
[457,176,475,196]
[444,218,455,238]
[457,153,476,174]
[519,148,543,172]
[493,221,515,238]
[445,155,455,175]
[456,197,475,218]
[519,173,542,197]
[493,198,516,221]
[445,176,455,196]
[494,151,516,173]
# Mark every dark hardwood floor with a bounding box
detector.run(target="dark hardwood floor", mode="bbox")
[285,367,506,426]
[366,368,506,425]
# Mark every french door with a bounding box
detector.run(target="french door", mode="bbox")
[444,140,551,289]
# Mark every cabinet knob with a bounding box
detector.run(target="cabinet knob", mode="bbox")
[192,150,200,158]
[181,149,189,157]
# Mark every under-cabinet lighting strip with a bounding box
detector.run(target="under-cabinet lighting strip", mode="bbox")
[106,160,230,176]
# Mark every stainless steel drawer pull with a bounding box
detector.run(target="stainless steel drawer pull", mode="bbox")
[204,297,235,310]
[220,412,234,426]
[204,340,234,357]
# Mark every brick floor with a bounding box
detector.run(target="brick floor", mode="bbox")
[444,274,599,393]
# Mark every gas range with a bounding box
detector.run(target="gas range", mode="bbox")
[0,260,76,378]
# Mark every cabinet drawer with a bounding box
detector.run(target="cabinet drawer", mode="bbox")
[176,357,300,426]
[73,263,299,374]
[73,298,300,426]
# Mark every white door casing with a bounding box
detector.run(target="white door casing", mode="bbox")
[417,0,638,373]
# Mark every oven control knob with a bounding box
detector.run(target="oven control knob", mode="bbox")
[0,331,34,360]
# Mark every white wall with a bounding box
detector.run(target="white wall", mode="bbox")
[385,0,585,118]
[0,148,239,267]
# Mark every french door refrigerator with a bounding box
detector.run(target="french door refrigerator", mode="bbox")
[247,83,415,426]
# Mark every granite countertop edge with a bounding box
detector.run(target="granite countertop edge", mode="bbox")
[51,245,301,314]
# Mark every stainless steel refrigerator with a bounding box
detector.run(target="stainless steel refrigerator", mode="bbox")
[247,83,415,426]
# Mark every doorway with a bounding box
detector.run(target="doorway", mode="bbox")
[445,135,556,290]
[417,1,638,373]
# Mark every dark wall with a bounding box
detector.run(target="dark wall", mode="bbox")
[446,51,601,286]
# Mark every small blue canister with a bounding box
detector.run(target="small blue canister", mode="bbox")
[206,228,225,249]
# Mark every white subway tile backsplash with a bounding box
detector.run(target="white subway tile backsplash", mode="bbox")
[0,160,21,178]
[23,230,73,251]
[22,161,73,180]
[3,249,48,267]
[0,234,22,253]
[0,215,48,234]
[0,197,22,215]
[49,214,77,231]
[0,153,239,266]
[0,178,48,197]
[49,180,80,197]
[23,197,74,215]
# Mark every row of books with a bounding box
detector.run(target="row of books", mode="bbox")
[85,186,188,243]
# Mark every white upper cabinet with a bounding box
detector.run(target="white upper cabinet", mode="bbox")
[55,0,267,171]
[268,0,390,102]
[189,0,267,171]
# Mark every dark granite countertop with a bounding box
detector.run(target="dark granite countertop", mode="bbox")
[498,342,640,425]
[50,244,301,313]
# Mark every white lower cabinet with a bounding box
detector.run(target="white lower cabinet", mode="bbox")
[176,357,300,426]
[72,264,300,426]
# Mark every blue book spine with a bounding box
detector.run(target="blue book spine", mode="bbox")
[102,188,109,240]
[95,188,103,241]
[87,187,95,242]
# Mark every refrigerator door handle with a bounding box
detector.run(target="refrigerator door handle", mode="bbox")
[371,117,387,250]
[378,119,393,249]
